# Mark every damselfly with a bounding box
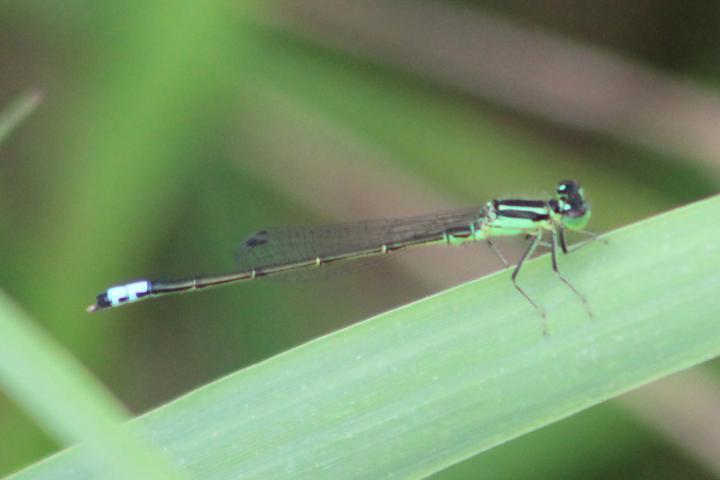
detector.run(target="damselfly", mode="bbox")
[88,180,599,331]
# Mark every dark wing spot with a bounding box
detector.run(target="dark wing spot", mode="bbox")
[245,230,269,248]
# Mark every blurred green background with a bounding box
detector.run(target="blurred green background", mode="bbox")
[1,0,719,478]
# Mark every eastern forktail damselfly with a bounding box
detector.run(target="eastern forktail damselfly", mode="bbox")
[88,180,599,332]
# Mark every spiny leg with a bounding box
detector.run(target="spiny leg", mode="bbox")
[562,228,607,253]
[512,232,548,335]
[540,229,605,252]
[527,233,553,250]
[559,228,569,253]
[537,240,552,249]
[552,228,594,318]
[487,237,509,267]
[576,229,607,242]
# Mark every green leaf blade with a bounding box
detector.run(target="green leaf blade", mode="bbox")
[11,195,720,479]
[0,294,186,480]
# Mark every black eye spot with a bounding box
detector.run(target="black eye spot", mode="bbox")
[245,230,268,248]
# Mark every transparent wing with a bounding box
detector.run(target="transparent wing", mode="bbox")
[235,207,483,277]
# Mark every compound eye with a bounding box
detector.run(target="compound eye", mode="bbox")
[557,180,579,195]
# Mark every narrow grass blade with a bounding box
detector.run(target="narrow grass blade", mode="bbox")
[0,293,184,480]
[10,195,720,479]
[0,90,43,145]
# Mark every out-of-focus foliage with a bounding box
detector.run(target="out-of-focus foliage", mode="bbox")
[1,1,718,478]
